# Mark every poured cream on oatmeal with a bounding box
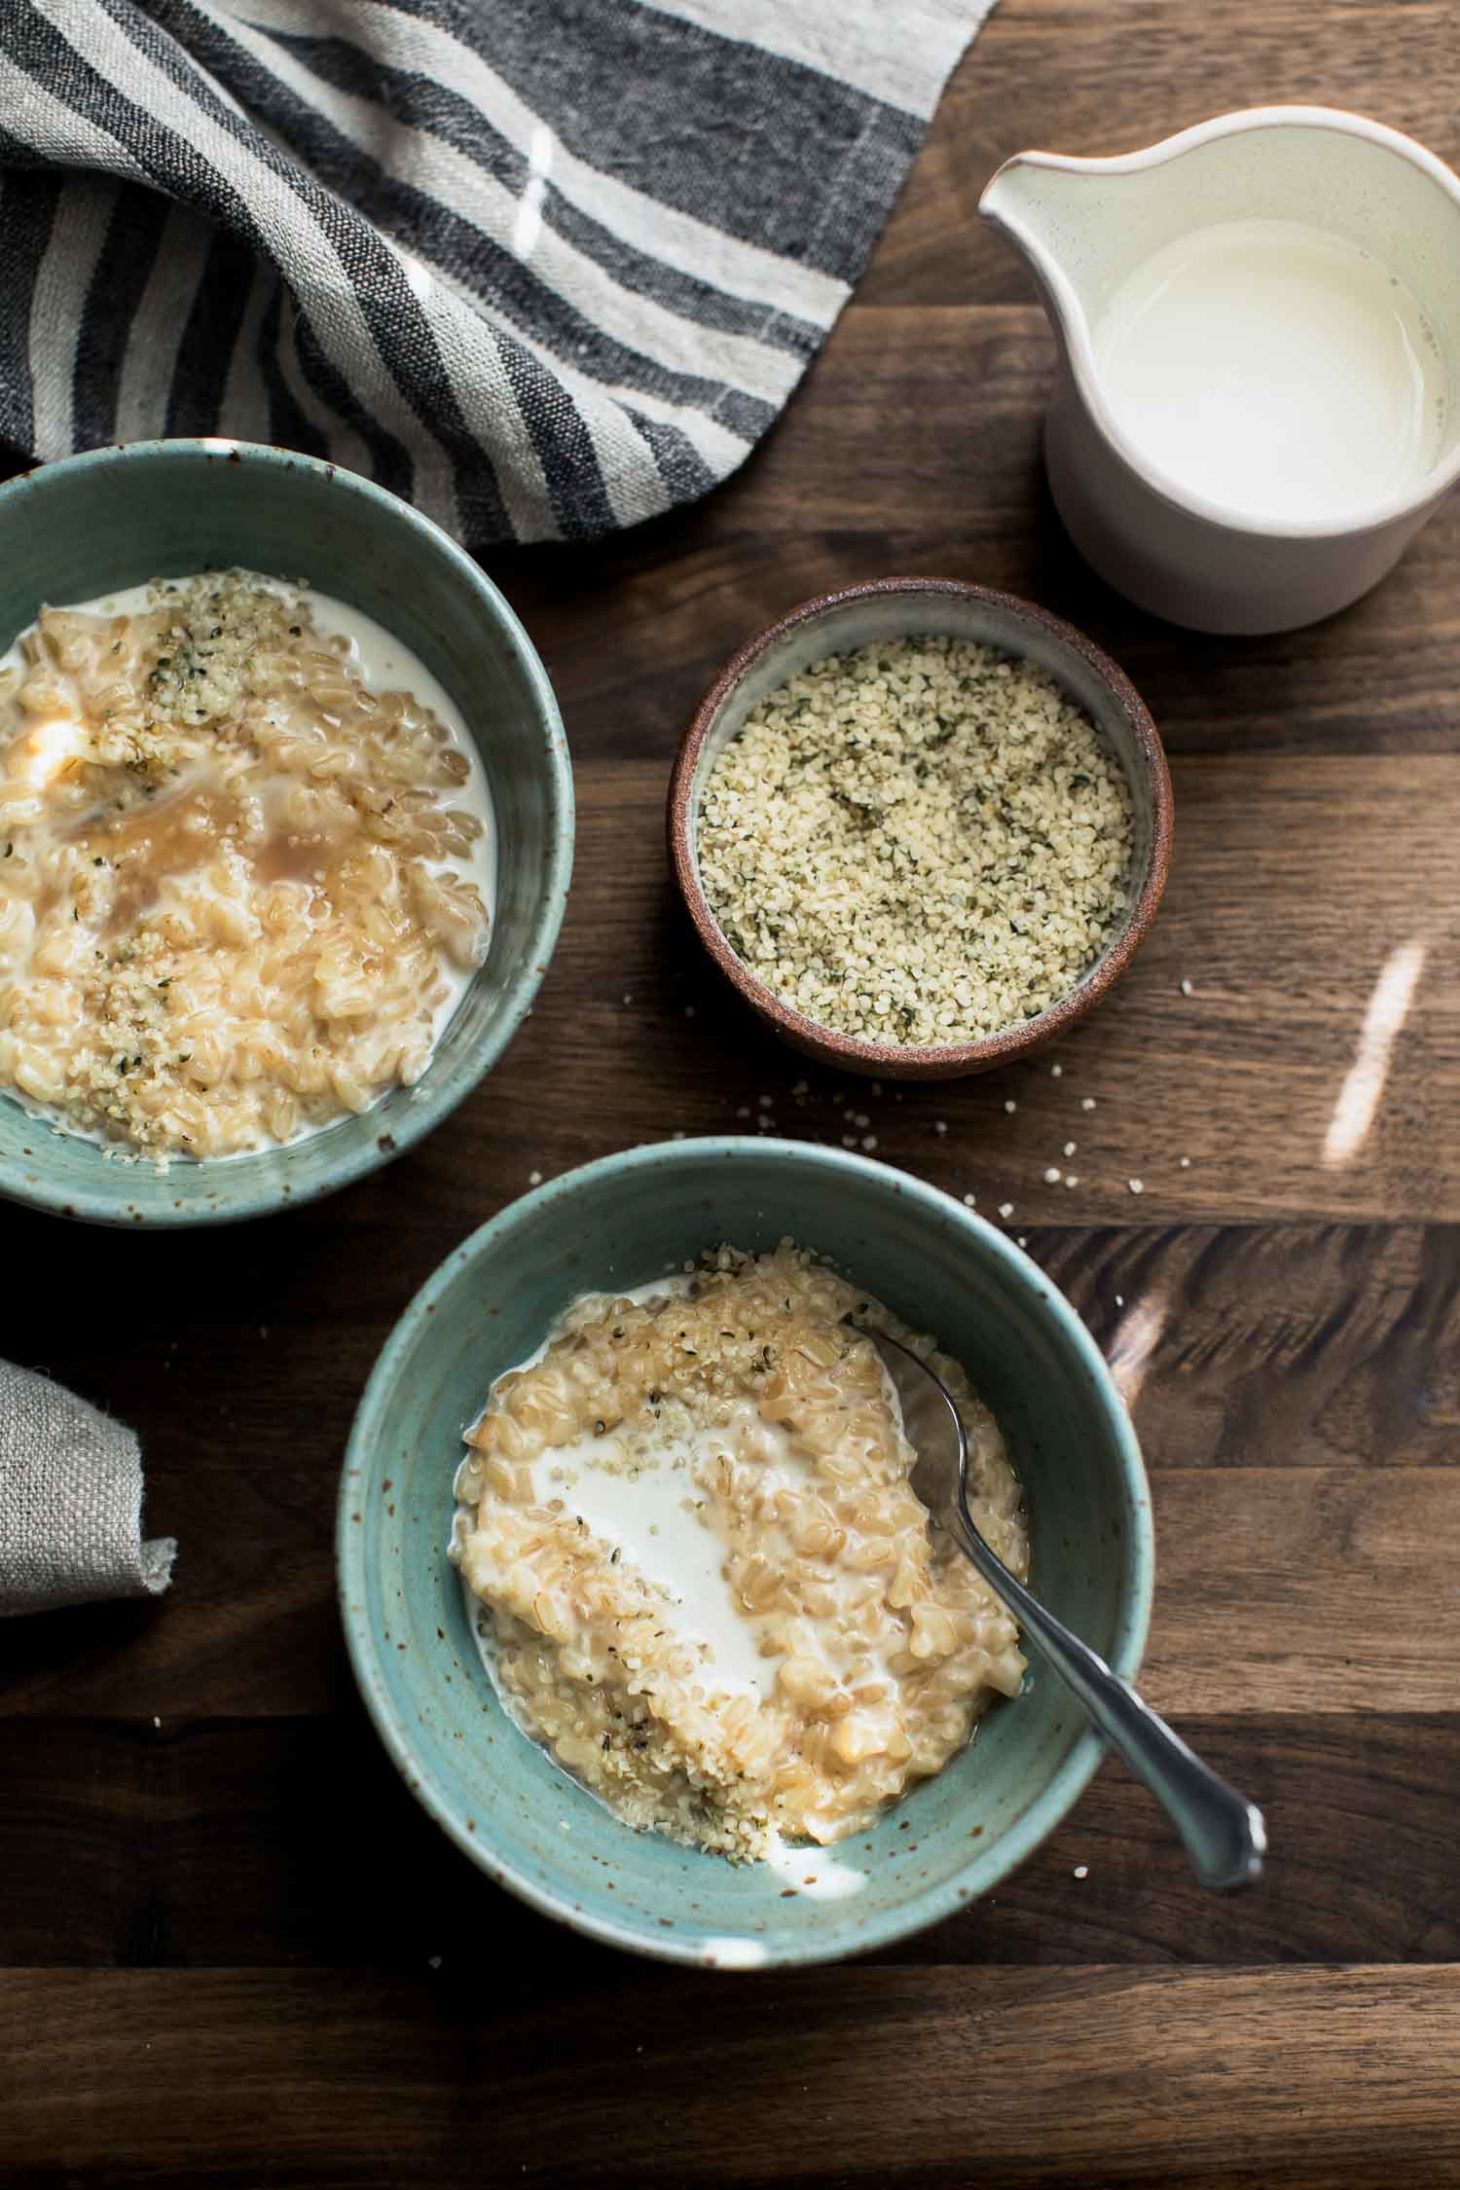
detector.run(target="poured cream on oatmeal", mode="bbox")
[452,1245,1028,1860]
[0,571,495,1158]
[524,1412,784,1698]
[461,1277,779,1701]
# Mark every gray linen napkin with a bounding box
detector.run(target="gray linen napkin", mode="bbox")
[0,1361,175,1616]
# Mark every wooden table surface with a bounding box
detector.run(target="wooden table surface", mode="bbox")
[6,5,1460,2184]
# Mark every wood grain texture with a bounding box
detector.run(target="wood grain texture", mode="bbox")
[4,1967,1460,2189]
[5,755,1455,1239]
[1,1712,1455,1971]
[6,1465,1458,1721]
[6,1220,1454,1481]
[2,1222,1455,1721]
[7,0,1460,2181]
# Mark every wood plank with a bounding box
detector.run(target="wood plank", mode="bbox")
[1,1713,1455,1971]
[2,1465,1456,1720]
[526,752,1460,1225]
[482,751,1460,1223]
[1043,1223,1460,1472]
[3,1966,1458,2187]
[6,752,1454,1240]
[4,1213,1455,1717]
[6,1219,1452,1488]
[490,313,1460,764]
[502,746,1454,1220]
[1148,1471,1460,1713]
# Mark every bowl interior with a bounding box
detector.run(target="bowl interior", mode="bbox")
[0,442,571,1224]
[681,585,1164,1063]
[341,1140,1152,1967]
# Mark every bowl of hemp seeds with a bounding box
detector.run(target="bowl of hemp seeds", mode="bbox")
[667,577,1173,1080]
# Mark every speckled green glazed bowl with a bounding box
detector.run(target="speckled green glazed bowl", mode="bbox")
[340,1139,1153,1967]
[0,440,572,1225]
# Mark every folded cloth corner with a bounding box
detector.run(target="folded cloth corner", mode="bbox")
[0,1360,175,1617]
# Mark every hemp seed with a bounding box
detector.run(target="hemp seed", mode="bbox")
[697,636,1132,1048]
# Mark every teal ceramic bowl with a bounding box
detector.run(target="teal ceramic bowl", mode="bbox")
[0,440,573,1225]
[340,1138,1153,1967]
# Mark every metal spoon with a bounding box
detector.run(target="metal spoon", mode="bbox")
[855,1322,1266,1891]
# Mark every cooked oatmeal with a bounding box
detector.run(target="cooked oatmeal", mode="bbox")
[0,571,493,1158]
[452,1244,1027,1858]
[696,635,1133,1046]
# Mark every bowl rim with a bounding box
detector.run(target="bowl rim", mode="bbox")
[0,437,575,1226]
[667,575,1174,1076]
[338,1135,1156,1968]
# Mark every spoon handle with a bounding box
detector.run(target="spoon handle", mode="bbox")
[950,1506,1265,1892]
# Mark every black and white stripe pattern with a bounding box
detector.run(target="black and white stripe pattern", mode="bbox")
[0,0,992,546]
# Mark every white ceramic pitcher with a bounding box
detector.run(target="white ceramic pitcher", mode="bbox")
[980,107,1460,633]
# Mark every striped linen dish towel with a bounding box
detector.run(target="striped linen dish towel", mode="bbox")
[0,0,995,548]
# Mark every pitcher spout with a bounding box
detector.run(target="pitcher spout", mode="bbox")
[977,152,1125,344]
[979,153,1092,264]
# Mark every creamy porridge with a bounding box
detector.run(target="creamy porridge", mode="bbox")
[0,570,494,1159]
[452,1244,1027,1858]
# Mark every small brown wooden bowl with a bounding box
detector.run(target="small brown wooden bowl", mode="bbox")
[667,577,1173,1082]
